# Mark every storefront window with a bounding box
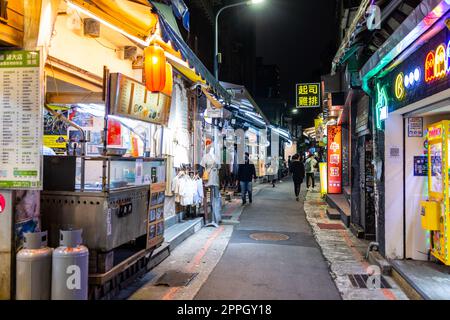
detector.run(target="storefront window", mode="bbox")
[430,142,443,193]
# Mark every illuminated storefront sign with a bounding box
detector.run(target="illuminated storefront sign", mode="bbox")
[395,72,406,100]
[375,27,450,119]
[327,125,342,194]
[319,162,327,196]
[296,83,321,108]
[375,83,388,130]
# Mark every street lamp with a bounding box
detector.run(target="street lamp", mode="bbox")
[280,108,297,127]
[214,0,265,79]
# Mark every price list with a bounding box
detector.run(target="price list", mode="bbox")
[0,51,42,189]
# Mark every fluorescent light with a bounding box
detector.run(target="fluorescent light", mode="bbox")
[270,126,290,139]
[244,113,266,125]
[250,0,264,4]
[67,1,153,46]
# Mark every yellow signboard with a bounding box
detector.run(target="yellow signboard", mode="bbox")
[296,83,321,108]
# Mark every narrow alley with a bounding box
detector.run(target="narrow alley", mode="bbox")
[124,179,407,301]
[194,181,340,300]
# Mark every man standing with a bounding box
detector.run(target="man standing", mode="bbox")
[289,154,305,201]
[305,153,318,191]
[237,152,257,205]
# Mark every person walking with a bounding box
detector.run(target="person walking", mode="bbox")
[288,155,292,175]
[289,154,305,201]
[305,153,318,191]
[237,152,257,205]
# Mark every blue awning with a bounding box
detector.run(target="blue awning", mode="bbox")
[149,1,231,102]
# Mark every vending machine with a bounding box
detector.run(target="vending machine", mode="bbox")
[421,120,450,265]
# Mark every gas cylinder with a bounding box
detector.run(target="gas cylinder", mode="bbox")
[16,231,53,300]
[51,229,89,300]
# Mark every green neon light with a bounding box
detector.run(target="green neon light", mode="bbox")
[375,82,388,130]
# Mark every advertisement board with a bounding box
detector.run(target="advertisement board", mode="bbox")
[327,125,342,194]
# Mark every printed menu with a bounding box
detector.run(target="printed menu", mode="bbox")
[0,51,42,189]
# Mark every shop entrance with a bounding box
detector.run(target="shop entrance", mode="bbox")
[402,106,450,261]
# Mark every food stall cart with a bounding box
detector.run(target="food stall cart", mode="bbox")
[40,72,170,298]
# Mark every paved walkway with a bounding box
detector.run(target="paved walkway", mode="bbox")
[127,178,409,300]
[194,180,341,300]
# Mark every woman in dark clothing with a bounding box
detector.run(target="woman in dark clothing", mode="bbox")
[289,154,305,201]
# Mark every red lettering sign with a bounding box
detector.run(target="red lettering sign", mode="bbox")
[428,126,442,139]
[0,194,5,214]
[327,125,342,194]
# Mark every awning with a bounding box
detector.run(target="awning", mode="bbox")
[220,82,270,125]
[151,1,231,102]
[67,0,230,102]
[67,0,158,44]
[202,87,223,109]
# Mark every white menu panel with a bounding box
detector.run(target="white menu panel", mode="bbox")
[0,51,42,189]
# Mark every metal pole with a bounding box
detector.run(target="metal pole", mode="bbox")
[214,1,250,80]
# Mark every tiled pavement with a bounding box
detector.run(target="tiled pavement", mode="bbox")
[303,186,409,300]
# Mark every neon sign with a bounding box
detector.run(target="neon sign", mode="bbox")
[395,72,405,100]
[425,42,450,83]
[425,51,435,82]
[435,44,447,78]
[375,83,388,130]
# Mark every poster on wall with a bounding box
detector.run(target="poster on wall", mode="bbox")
[408,117,423,137]
[0,50,43,189]
[414,156,428,176]
[44,105,69,154]
[327,125,342,194]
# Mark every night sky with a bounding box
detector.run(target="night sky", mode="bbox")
[253,0,340,120]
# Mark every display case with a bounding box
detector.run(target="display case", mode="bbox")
[44,156,165,192]
[41,156,166,253]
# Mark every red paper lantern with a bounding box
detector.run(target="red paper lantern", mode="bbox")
[144,45,166,92]
[162,62,173,96]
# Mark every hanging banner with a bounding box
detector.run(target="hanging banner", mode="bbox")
[327,125,342,194]
[0,50,43,189]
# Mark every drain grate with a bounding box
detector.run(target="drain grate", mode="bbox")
[154,270,198,287]
[249,232,290,241]
[347,274,392,289]
[317,223,345,230]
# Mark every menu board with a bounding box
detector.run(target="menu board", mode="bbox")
[108,73,171,125]
[147,181,165,249]
[0,51,42,189]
